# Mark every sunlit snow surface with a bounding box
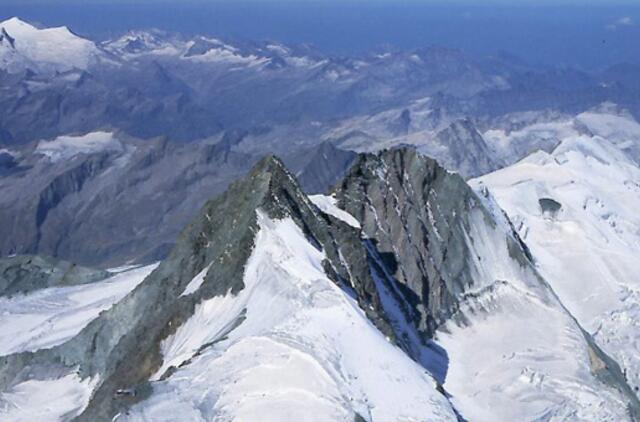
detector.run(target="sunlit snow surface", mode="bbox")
[0,264,156,421]
[474,133,640,396]
[484,109,640,166]
[425,194,631,421]
[309,194,361,228]
[0,372,99,421]
[0,264,157,356]
[0,17,101,73]
[125,210,456,421]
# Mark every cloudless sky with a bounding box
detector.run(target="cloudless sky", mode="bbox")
[1,0,639,69]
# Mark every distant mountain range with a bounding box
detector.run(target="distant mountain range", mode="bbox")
[1,17,640,147]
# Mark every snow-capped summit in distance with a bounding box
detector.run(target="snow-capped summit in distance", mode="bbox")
[0,17,103,74]
[102,29,321,70]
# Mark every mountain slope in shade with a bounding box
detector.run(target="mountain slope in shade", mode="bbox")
[474,133,640,398]
[330,102,500,178]
[0,17,103,74]
[0,132,358,267]
[428,118,502,178]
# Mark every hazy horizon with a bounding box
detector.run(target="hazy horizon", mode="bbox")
[1,1,640,70]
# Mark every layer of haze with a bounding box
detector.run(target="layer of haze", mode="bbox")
[1,1,639,69]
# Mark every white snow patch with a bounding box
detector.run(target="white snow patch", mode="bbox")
[183,40,269,68]
[483,110,640,166]
[36,131,123,162]
[0,372,98,421]
[180,264,212,297]
[0,17,101,73]
[103,31,183,59]
[0,148,15,158]
[309,194,361,228]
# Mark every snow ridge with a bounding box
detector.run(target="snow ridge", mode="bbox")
[129,210,457,421]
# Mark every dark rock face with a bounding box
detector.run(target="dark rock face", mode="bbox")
[35,153,112,239]
[0,151,118,260]
[0,28,15,49]
[539,197,562,218]
[0,255,109,297]
[0,152,16,176]
[334,148,514,337]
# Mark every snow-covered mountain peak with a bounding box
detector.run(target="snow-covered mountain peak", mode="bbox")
[182,37,270,68]
[0,17,102,74]
[0,17,34,32]
[103,30,184,58]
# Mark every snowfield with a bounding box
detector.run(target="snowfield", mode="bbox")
[474,132,640,396]
[0,372,99,421]
[437,280,629,421]
[0,264,157,356]
[484,108,640,166]
[126,210,457,421]
[0,264,156,421]
[427,190,633,421]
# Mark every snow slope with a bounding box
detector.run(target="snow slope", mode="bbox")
[0,264,157,356]
[0,372,99,421]
[474,133,640,395]
[126,210,457,421]
[421,192,633,421]
[0,17,102,73]
[309,194,361,228]
[483,107,640,166]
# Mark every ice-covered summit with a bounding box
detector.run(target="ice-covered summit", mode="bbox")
[0,17,102,73]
